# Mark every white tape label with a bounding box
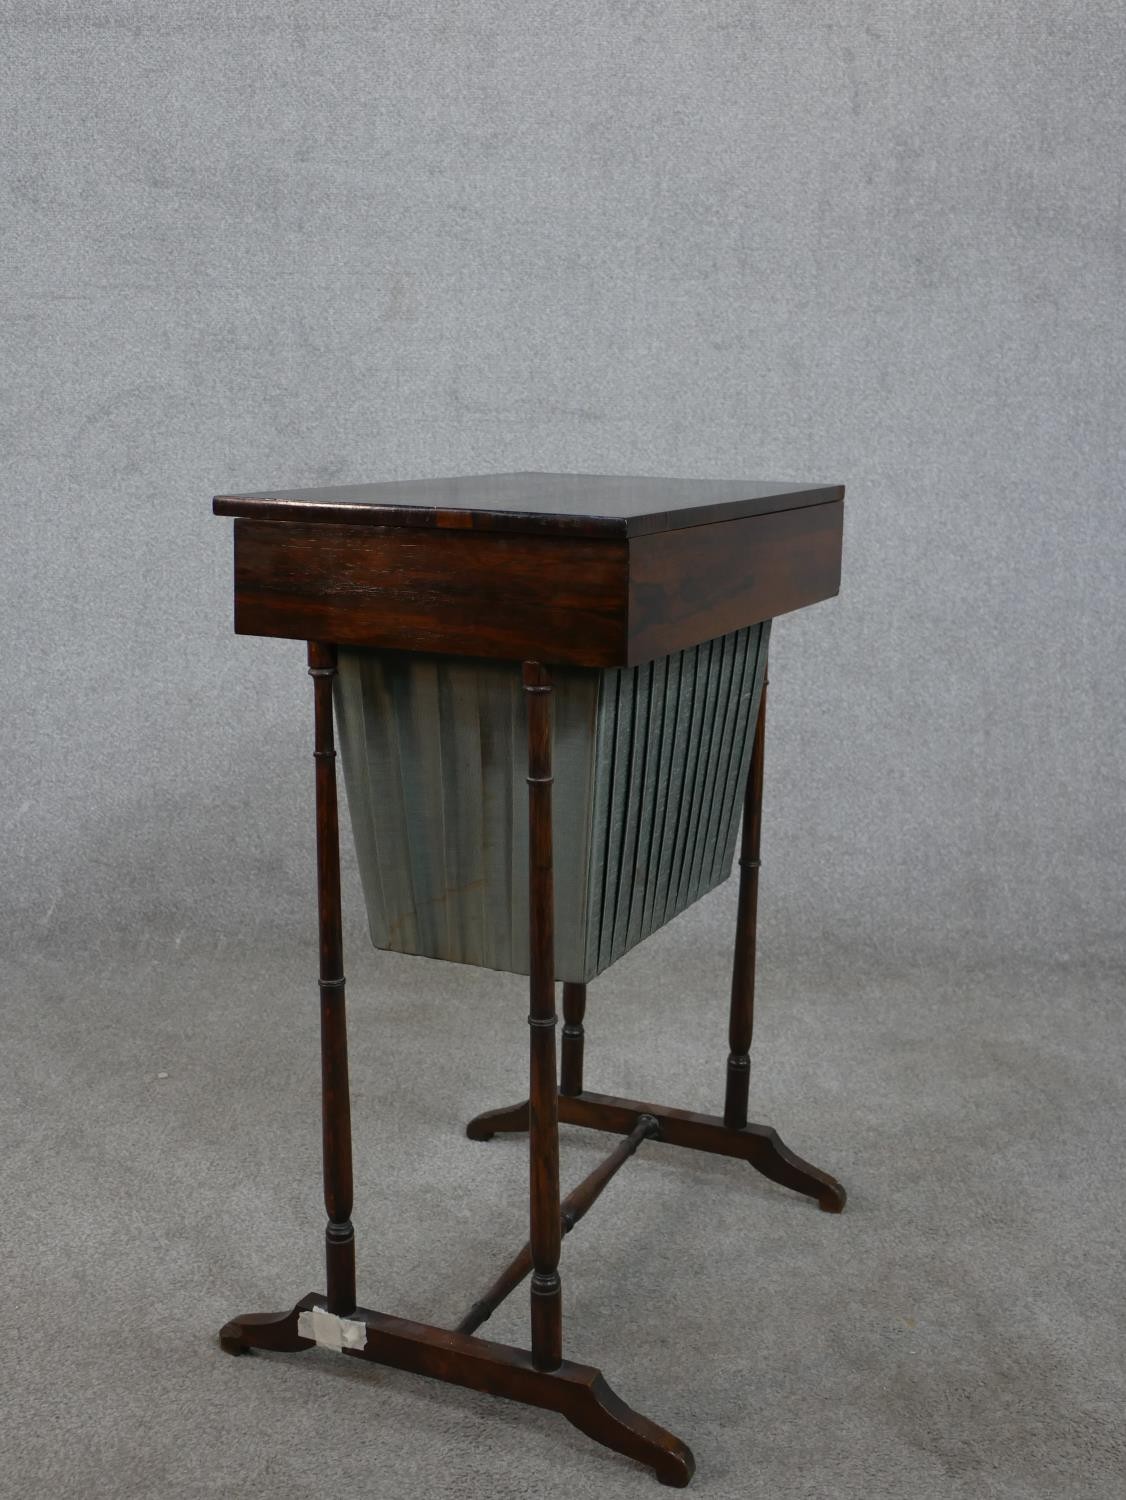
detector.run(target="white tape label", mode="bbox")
[297,1305,369,1353]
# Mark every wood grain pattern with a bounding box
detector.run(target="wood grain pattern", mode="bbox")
[215,471,849,1486]
[560,982,586,1097]
[467,1088,846,1214]
[221,1292,694,1486]
[230,502,841,667]
[233,519,629,666]
[626,501,843,664]
[214,470,843,540]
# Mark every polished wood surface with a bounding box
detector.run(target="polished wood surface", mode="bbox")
[725,677,767,1130]
[228,498,842,667]
[218,640,704,1485]
[215,470,843,540]
[231,518,627,667]
[627,503,842,664]
[523,662,562,1371]
[221,1293,694,1487]
[215,472,848,1486]
[220,644,695,1485]
[307,642,356,1313]
[470,1090,846,1214]
[456,1114,658,1339]
[560,982,587,1097]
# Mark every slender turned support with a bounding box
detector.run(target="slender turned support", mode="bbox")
[220,651,692,1487]
[560,982,587,1097]
[725,676,767,1131]
[467,665,840,1213]
[457,1115,658,1337]
[524,661,562,1371]
[308,642,356,1315]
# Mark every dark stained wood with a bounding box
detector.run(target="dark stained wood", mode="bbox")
[524,662,562,1371]
[220,1292,694,1487]
[467,1089,846,1214]
[456,1115,658,1337]
[467,1098,530,1140]
[307,643,356,1313]
[565,1092,846,1213]
[215,471,849,1485]
[228,500,842,668]
[220,1305,314,1357]
[725,676,767,1130]
[214,470,843,541]
[220,642,694,1484]
[232,519,629,667]
[626,502,843,664]
[560,981,587,1097]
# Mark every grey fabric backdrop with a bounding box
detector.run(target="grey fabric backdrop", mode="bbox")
[2,5,1124,1498]
[3,1,1124,962]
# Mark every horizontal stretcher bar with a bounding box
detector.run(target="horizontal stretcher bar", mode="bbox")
[455,1114,659,1336]
[466,1089,846,1213]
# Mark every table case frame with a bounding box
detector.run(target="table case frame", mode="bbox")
[214,475,847,1487]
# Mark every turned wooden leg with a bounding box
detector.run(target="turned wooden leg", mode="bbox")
[466,979,582,1137]
[221,643,358,1352]
[309,642,357,1314]
[524,661,562,1372]
[219,650,695,1483]
[561,982,586,1097]
[469,661,846,1225]
[725,676,766,1131]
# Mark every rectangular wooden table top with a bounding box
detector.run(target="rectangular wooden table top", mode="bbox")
[214,471,844,667]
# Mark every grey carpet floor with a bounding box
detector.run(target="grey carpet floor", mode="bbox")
[2,892,1123,1499]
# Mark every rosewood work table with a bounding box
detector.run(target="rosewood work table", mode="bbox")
[212,472,847,1487]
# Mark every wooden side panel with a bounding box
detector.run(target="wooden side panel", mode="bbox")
[625,500,843,664]
[232,520,630,666]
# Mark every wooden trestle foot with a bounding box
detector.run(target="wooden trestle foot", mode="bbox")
[466,1090,846,1212]
[218,1293,693,1486]
[466,1098,530,1140]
